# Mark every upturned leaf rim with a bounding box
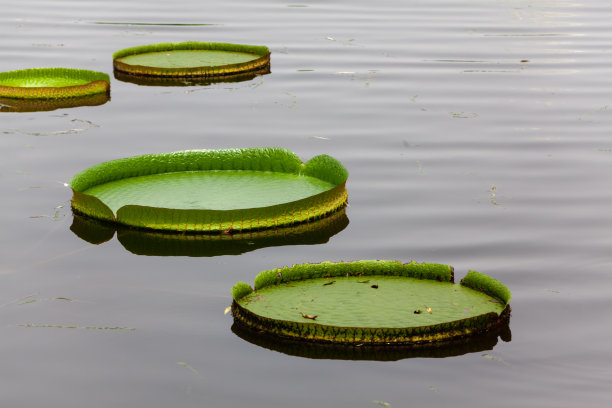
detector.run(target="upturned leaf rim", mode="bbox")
[231,260,511,345]
[0,68,110,100]
[69,148,348,233]
[112,41,271,78]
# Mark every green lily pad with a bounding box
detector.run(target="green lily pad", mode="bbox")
[113,42,270,78]
[69,148,348,233]
[0,68,110,100]
[231,260,511,345]
[69,208,349,257]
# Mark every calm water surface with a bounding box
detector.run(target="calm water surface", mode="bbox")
[1,0,611,407]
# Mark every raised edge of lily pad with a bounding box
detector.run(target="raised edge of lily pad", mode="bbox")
[0,68,110,100]
[231,260,511,345]
[69,208,349,257]
[69,148,348,233]
[113,42,271,78]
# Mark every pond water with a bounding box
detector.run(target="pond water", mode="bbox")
[1,0,611,407]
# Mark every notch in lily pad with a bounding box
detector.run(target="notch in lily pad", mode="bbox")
[0,68,110,103]
[231,260,511,345]
[69,148,348,233]
[112,42,271,80]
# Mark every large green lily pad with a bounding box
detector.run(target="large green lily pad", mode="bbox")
[69,148,348,233]
[113,42,270,78]
[0,68,110,100]
[231,261,511,345]
[69,208,349,257]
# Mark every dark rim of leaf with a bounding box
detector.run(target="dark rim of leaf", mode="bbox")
[231,318,511,361]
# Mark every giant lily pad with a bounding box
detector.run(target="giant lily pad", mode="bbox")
[0,68,110,100]
[69,148,348,233]
[69,208,349,257]
[113,42,270,78]
[231,260,511,345]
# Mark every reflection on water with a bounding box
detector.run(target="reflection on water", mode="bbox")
[113,65,270,87]
[0,91,110,112]
[70,208,348,257]
[231,319,511,361]
[2,0,612,406]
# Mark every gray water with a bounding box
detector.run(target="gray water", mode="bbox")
[1,0,611,406]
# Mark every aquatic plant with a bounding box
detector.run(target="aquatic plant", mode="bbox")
[0,68,110,99]
[113,42,271,77]
[231,260,511,345]
[70,148,348,233]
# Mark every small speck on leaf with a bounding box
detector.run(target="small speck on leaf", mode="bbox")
[414,309,422,314]
[323,281,336,286]
[301,313,317,320]
[357,280,370,283]
[371,284,379,289]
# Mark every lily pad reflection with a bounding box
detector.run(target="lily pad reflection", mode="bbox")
[231,319,511,361]
[114,65,269,87]
[0,92,109,112]
[70,209,348,257]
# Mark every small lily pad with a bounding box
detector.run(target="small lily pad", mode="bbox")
[0,68,110,100]
[113,42,270,78]
[231,261,511,345]
[70,148,348,233]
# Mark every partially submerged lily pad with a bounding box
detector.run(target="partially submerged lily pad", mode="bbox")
[0,68,110,100]
[70,208,349,257]
[70,148,348,233]
[231,261,511,345]
[113,42,271,78]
